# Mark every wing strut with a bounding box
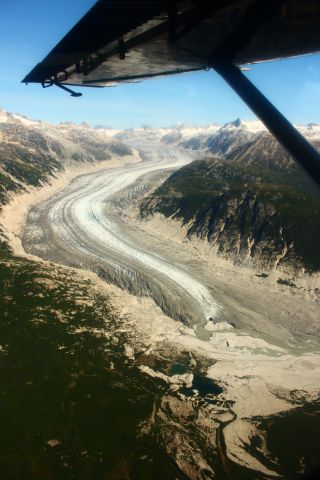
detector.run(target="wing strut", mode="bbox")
[212,61,320,187]
[207,0,320,187]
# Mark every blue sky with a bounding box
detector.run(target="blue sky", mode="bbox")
[1,0,320,128]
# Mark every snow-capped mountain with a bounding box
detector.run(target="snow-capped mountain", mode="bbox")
[295,123,320,140]
[218,118,267,133]
[178,118,320,155]
[115,122,221,145]
[116,118,320,155]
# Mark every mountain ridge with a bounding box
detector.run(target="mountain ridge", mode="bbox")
[139,158,320,273]
[3,107,320,146]
[0,108,131,207]
[138,125,320,273]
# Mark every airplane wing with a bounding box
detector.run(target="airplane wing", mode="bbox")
[22,0,320,88]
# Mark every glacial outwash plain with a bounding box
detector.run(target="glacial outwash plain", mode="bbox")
[0,108,319,479]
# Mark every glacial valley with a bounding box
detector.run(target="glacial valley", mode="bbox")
[1,110,319,479]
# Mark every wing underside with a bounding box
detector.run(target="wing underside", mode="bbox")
[22,0,320,88]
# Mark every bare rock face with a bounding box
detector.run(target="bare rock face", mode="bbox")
[142,392,234,480]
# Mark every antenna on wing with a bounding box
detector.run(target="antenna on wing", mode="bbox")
[54,83,82,97]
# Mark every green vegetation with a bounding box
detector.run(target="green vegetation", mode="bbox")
[109,142,132,157]
[3,158,49,187]
[0,144,61,194]
[254,403,320,479]
[0,242,186,479]
[0,172,21,205]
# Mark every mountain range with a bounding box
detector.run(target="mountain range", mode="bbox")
[116,117,320,150]
[1,108,319,272]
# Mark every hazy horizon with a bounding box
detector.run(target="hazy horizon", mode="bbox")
[3,107,320,131]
